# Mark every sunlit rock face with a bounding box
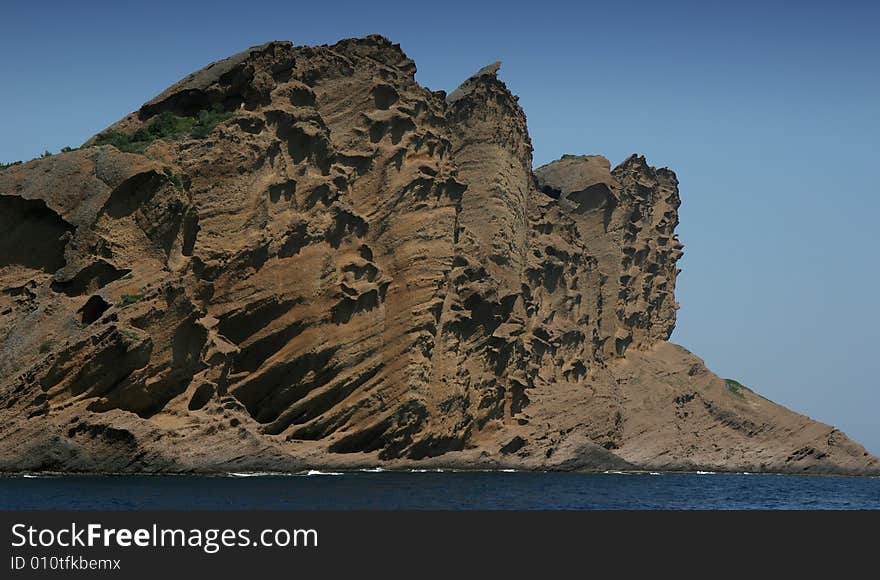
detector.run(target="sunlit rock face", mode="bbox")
[0,36,876,476]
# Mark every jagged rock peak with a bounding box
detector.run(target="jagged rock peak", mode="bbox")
[446,61,502,103]
[535,154,617,199]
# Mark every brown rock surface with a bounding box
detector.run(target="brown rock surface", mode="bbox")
[0,36,876,475]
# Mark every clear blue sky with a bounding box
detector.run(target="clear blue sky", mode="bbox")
[2,1,878,453]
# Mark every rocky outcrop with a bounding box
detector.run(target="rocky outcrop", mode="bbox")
[0,35,876,475]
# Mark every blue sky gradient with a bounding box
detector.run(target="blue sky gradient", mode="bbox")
[2,1,878,453]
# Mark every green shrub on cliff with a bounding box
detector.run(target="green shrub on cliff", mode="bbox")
[724,379,748,399]
[94,105,233,154]
[118,293,145,308]
[163,167,184,192]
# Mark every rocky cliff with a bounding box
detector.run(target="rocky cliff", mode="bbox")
[0,36,876,475]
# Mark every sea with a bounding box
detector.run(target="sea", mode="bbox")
[2,471,879,509]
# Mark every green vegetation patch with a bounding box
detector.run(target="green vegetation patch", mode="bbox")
[0,160,22,171]
[94,105,233,154]
[119,328,141,342]
[118,293,145,308]
[724,378,750,400]
[163,167,184,192]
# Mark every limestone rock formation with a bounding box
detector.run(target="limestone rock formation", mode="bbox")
[0,36,876,475]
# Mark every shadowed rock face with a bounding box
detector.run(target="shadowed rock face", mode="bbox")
[0,35,876,475]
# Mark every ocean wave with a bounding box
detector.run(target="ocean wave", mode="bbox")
[696,471,717,475]
[303,470,343,476]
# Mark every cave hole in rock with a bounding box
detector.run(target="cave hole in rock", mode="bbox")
[79,295,111,325]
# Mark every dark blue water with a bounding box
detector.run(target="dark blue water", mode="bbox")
[1,472,878,509]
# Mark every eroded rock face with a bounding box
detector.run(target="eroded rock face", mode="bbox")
[0,36,876,475]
